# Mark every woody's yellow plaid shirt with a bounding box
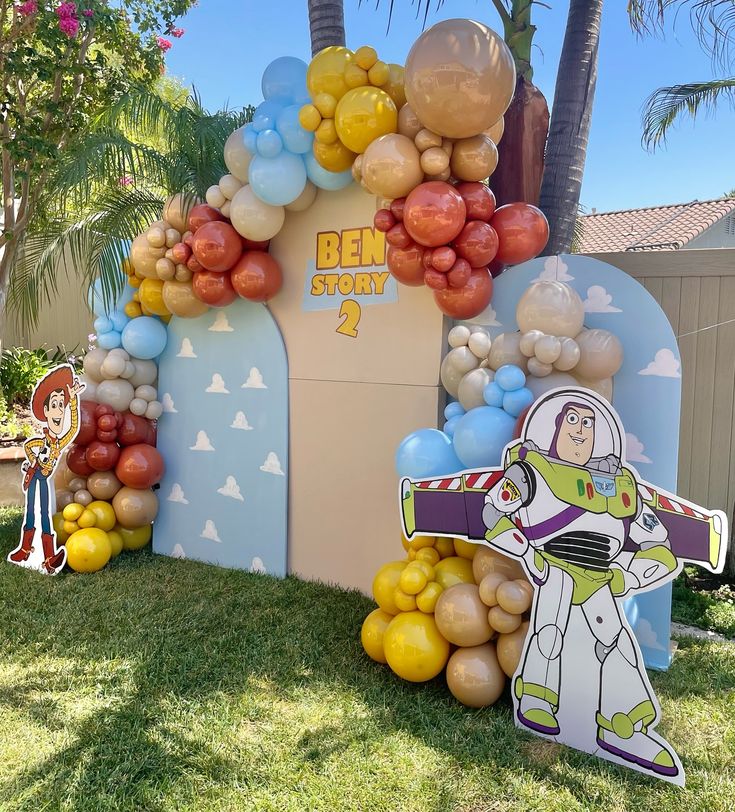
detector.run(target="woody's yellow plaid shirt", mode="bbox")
[23,399,79,477]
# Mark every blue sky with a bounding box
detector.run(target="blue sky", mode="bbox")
[164,1,734,213]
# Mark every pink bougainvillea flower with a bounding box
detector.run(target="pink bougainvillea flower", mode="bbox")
[17,1,38,16]
[118,176,133,187]
[82,8,93,16]
[59,16,80,36]
[156,36,172,52]
[55,2,78,19]
[169,27,184,38]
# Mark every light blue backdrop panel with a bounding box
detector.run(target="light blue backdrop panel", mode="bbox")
[465,254,683,670]
[153,300,288,576]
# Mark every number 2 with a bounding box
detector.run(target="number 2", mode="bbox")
[336,299,361,338]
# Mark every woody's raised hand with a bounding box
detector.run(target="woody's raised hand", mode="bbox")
[68,378,86,399]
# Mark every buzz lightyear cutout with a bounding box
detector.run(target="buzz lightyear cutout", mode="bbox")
[401,387,728,785]
[7,364,84,575]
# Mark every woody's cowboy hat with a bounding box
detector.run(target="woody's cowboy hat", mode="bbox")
[31,366,74,422]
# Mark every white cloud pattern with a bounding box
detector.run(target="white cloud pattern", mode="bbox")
[209,311,234,332]
[190,430,215,451]
[217,475,244,501]
[533,255,574,283]
[167,483,189,503]
[260,451,285,476]
[638,348,681,378]
[177,338,197,358]
[242,367,267,389]
[625,433,652,464]
[206,373,230,394]
[250,557,266,574]
[584,285,622,313]
[161,392,177,413]
[172,543,186,559]
[231,410,253,430]
[200,520,222,543]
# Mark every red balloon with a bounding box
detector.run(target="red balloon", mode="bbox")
[492,203,550,265]
[433,268,493,319]
[95,404,114,418]
[192,270,238,307]
[390,198,406,221]
[422,249,435,271]
[373,209,395,233]
[386,223,412,248]
[77,401,98,446]
[146,422,157,446]
[118,413,153,447]
[386,244,425,286]
[97,429,118,443]
[430,246,456,273]
[447,258,472,289]
[115,443,165,489]
[456,182,496,222]
[453,221,499,268]
[403,181,466,247]
[231,251,283,302]
[86,440,120,472]
[241,237,270,251]
[67,444,94,477]
[424,269,448,290]
[97,413,117,433]
[514,405,532,439]
[191,221,243,272]
[187,255,203,273]
[188,203,225,232]
[171,242,191,264]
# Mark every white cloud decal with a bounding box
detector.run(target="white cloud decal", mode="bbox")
[625,433,652,464]
[584,285,622,313]
[242,367,267,389]
[167,483,189,503]
[217,475,245,502]
[189,430,215,451]
[177,338,197,358]
[260,451,285,476]
[206,373,230,394]
[209,311,234,332]
[638,348,681,378]
[200,520,222,543]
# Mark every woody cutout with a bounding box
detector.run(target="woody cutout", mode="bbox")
[8,365,84,574]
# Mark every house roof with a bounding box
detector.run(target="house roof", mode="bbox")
[578,197,735,253]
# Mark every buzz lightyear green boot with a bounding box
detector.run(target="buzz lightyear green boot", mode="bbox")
[514,677,560,736]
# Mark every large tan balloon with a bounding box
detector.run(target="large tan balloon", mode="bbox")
[473,546,526,583]
[96,379,134,412]
[128,359,158,388]
[284,180,318,212]
[484,117,505,144]
[397,103,422,139]
[223,126,252,183]
[446,643,506,708]
[404,19,516,139]
[435,583,494,647]
[458,367,493,410]
[487,332,527,372]
[83,347,108,383]
[130,233,165,279]
[162,281,210,318]
[576,375,614,402]
[229,185,285,242]
[450,135,499,182]
[112,486,158,528]
[87,470,123,501]
[361,134,424,200]
[496,621,530,677]
[163,194,197,233]
[555,336,581,371]
[574,329,624,381]
[516,281,585,337]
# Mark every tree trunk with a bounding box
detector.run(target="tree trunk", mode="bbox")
[539,0,603,255]
[307,0,345,56]
[490,76,550,207]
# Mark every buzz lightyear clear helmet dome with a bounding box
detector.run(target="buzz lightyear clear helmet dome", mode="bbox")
[521,388,623,461]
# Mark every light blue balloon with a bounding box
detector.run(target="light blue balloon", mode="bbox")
[444,401,466,421]
[256,128,283,158]
[304,152,353,191]
[443,415,462,438]
[97,330,121,350]
[243,125,259,154]
[395,428,463,479]
[483,381,505,408]
[88,275,133,317]
[502,386,534,418]
[261,56,308,103]
[110,309,129,332]
[276,105,313,154]
[452,406,516,469]
[495,364,526,392]
[94,316,113,334]
[249,152,307,206]
[252,99,284,133]
[121,316,168,360]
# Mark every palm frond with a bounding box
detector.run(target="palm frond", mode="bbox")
[641,77,735,147]
[358,0,446,33]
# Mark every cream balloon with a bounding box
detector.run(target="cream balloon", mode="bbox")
[223,127,252,183]
[458,367,494,411]
[82,348,108,383]
[205,184,226,209]
[219,174,243,201]
[467,331,492,359]
[285,180,318,212]
[527,357,553,378]
[519,329,544,358]
[534,335,562,365]
[220,201,232,219]
[447,346,480,375]
[447,325,471,348]
[229,185,285,242]
[487,332,527,372]
[130,233,165,279]
[555,336,581,371]
[79,377,97,401]
[576,375,614,402]
[163,194,197,233]
[516,281,585,337]
[128,359,158,388]
[145,400,163,420]
[95,379,135,412]
[129,398,147,416]
[361,133,424,200]
[440,346,479,397]
[574,329,624,380]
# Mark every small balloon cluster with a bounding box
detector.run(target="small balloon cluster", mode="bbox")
[362,534,532,707]
[374,181,548,319]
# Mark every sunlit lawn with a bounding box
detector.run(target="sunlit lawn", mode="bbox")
[0,507,733,811]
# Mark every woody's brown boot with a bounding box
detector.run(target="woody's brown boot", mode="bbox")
[41,533,65,574]
[9,528,35,562]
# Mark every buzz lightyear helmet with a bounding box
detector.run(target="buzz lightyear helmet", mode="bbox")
[520,387,624,461]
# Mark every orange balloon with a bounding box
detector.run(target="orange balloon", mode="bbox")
[231,251,283,302]
[433,269,493,320]
[191,221,243,272]
[387,244,425,286]
[491,203,550,266]
[403,181,466,247]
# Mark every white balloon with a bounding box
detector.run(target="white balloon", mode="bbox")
[120,361,136,380]
[134,385,157,402]
[128,359,158,388]
[220,200,232,218]
[447,346,480,375]
[107,348,129,360]
[448,325,471,348]
[527,357,553,377]
[96,379,134,412]
[554,337,580,371]
[219,173,244,200]
[519,330,544,358]
[79,376,97,401]
[229,185,285,242]
[487,332,527,372]
[468,331,492,359]
[129,397,148,416]
[82,348,108,383]
[101,354,126,379]
[223,127,253,183]
[285,181,318,212]
[458,367,493,410]
[205,184,226,209]
[145,400,163,420]
[534,335,562,365]
[575,375,613,402]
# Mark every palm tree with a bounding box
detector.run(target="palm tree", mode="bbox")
[9,87,252,329]
[308,0,345,55]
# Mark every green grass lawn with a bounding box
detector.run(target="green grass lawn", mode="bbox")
[672,569,735,638]
[0,507,733,812]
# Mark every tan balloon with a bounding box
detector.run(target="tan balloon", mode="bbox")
[55,490,74,510]
[128,359,158,388]
[478,571,507,607]
[527,357,553,378]
[96,378,134,412]
[519,329,543,358]
[397,103,422,139]
[112,486,158,528]
[219,174,243,201]
[555,336,581,371]
[488,605,522,634]
[446,643,506,708]
[487,332,527,372]
[74,489,93,506]
[525,371,578,400]
[87,470,123,501]
[220,201,232,219]
[205,184,226,209]
[458,367,493,411]
[175,265,192,283]
[146,226,165,248]
[361,133,424,200]
[162,281,209,319]
[516,281,585,337]
[497,580,533,615]
[574,329,624,380]
[435,583,494,647]
[229,185,285,241]
[163,193,197,233]
[534,335,562,365]
[576,375,614,402]
[468,330,492,359]
[414,128,443,152]
[83,347,108,383]
[496,621,530,677]
[484,117,505,145]
[130,233,165,279]
[420,146,450,175]
[450,135,499,182]
[473,546,526,583]
[426,167,452,182]
[285,180,318,212]
[224,126,252,183]
[441,138,454,158]
[404,18,516,139]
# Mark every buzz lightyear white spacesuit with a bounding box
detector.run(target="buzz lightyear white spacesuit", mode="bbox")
[481,391,681,777]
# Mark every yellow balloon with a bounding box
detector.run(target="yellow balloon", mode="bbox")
[399,565,428,596]
[139,278,170,317]
[63,520,79,535]
[344,64,369,88]
[107,529,123,558]
[313,92,337,118]
[361,608,393,663]
[354,45,378,70]
[52,512,69,544]
[334,87,398,154]
[453,538,479,560]
[372,560,407,615]
[62,503,84,522]
[383,611,450,682]
[87,500,116,532]
[416,581,443,613]
[312,139,356,172]
[66,528,112,573]
[77,508,97,529]
[307,45,354,101]
[408,534,435,551]
[434,537,455,558]
[315,118,338,145]
[434,556,475,590]
[115,523,152,551]
[415,546,440,566]
[368,60,390,87]
[299,103,322,132]
[382,63,406,109]
[124,301,143,318]
[394,587,418,612]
